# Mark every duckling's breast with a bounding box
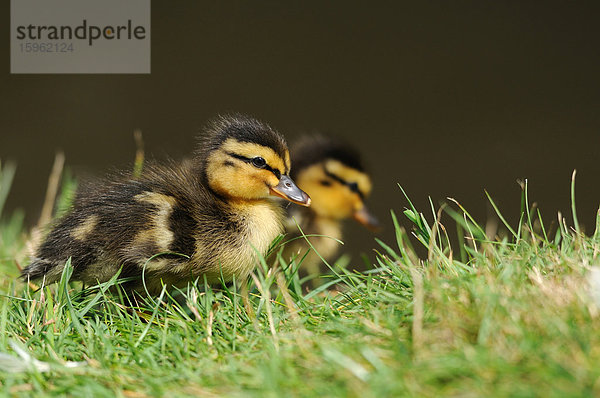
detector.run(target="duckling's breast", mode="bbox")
[241,200,285,252]
[283,213,343,263]
[309,217,343,260]
[190,199,284,282]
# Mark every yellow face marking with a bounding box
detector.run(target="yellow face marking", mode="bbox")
[296,161,372,220]
[283,150,291,174]
[72,214,99,241]
[134,192,177,251]
[206,139,286,201]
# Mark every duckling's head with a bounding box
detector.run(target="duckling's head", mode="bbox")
[291,135,378,230]
[198,114,310,206]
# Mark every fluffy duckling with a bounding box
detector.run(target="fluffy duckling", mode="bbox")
[284,135,377,278]
[22,115,310,295]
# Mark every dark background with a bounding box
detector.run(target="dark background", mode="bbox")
[2,2,599,263]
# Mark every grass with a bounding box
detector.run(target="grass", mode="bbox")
[1,163,600,397]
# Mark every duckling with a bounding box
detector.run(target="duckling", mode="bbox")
[22,114,310,295]
[283,135,378,278]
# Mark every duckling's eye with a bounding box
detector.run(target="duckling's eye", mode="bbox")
[252,157,266,168]
[320,180,332,187]
[348,182,359,193]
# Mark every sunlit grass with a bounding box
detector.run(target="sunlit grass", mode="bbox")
[0,161,599,397]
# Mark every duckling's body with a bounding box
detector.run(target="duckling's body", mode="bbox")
[284,206,342,268]
[23,115,310,294]
[283,135,377,278]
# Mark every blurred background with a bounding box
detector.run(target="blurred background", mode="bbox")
[1,2,599,264]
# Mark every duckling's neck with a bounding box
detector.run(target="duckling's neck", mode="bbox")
[287,206,343,268]
[229,198,285,231]
[229,198,284,271]
[291,207,343,241]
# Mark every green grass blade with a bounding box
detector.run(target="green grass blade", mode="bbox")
[485,190,517,240]
[0,161,16,218]
[571,169,580,233]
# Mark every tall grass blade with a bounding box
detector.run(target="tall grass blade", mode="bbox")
[0,161,16,218]
[571,169,580,233]
[485,190,517,239]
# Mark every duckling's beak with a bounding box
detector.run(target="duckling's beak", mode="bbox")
[270,175,311,207]
[353,206,380,231]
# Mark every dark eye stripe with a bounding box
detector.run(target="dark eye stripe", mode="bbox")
[268,166,281,179]
[227,152,282,179]
[323,167,365,200]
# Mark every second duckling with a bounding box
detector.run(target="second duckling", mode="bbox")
[283,135,378,279]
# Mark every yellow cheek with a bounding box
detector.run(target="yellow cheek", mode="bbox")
[235,168,283,199]
[321,189,357,219]
[233,171,272,199]
[299,181,354,219]
[207,160,270,200]
[246,171,274,196]
[264,172,279,188]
